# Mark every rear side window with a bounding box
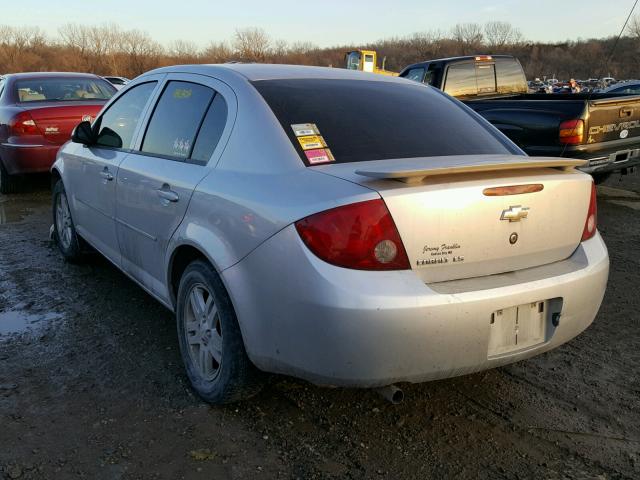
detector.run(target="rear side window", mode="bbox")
[495,57,527,94]
[142,81,214,159]
[190,94,228,164]
[253,78,520,165]
[95,81,157,149]
[404,67,426,83]
[15,77,115,102]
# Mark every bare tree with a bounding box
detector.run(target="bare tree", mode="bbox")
[628,15,640,39]
[202,41,232,63]
[451,23,484,54]
[484,21,523,49]
[168,39,199,61]
[233,27,270,62]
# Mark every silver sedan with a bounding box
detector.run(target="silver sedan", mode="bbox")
[51,64,609,404]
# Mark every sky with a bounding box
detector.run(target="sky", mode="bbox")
[2,0,636,48]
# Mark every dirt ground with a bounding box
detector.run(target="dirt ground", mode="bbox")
[0,173,638,480]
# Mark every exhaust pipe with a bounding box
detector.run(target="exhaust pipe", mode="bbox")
[376,384,404,404]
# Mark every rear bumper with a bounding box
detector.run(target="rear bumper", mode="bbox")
[223,225,609,387]
[525,138,640,175]
[0,143,60,175]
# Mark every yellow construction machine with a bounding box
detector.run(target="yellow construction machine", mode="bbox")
[344,50,398,76]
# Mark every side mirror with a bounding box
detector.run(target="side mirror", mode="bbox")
[71,121,95,145]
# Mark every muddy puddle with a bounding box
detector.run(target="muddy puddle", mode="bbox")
[0,196,47,225]
[0,310,62,336]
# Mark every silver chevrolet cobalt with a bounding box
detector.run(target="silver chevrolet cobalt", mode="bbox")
[52,64,609,404]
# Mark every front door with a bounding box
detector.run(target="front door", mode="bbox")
[115,76,231,302]
[67,81,159,263]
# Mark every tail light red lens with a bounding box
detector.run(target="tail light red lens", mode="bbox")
[295,199,410,270]
[581,181,597,241]
[559,119,584,145]
[9,111,40,136]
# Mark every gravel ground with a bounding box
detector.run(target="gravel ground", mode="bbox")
[0,173,638,480]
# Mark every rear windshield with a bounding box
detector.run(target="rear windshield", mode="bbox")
[15,77,116,103]
[253,78,520,165]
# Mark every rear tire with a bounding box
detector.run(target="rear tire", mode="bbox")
[0,160,21,194]
[176,259,265,404]
[52,179,84,263]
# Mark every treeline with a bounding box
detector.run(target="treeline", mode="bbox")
[2,20,640,81]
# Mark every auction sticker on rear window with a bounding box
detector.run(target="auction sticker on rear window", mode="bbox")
[297,135,327,150]
[305,148,335,165]
[291,123,319,137]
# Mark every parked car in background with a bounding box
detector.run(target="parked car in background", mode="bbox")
[103,76,130,90]
[0,72,116,193]
[598,80,640,95]
[52,64,608,404]
[399,55,640,183]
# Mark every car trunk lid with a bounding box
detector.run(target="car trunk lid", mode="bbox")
[20,101,106,145]
[314,154,592,283]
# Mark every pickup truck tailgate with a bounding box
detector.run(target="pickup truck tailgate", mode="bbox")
[587,96,640,144]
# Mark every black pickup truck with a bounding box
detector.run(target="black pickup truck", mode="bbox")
[399,55,640,182]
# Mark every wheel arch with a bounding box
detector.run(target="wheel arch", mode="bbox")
[167,242,224,310]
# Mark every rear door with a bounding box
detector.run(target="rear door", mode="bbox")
[115,74,233,302]
[66,79,160,263]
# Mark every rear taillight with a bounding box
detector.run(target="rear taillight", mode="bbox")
[295,199,410,270]
[581,181,597,241]
[559,119,584,145]
[9,111,40,136]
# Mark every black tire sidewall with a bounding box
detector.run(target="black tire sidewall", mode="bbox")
[176,260,260,404]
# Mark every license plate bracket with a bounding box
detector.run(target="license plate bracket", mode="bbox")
[487,299,562,358]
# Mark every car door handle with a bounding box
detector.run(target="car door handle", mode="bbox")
[156,187,179,203]
[100,169,114,181]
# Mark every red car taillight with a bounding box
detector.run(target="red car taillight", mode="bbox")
[559,119,584,145]
[581,181,598,241]
[9,111,40,136]
[295,199,410,270]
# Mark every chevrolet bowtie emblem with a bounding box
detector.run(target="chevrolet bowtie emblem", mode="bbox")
[501,205,529,222]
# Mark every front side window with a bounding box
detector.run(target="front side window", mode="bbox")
[95,82,157,149]
[141,81,215,159]
[15,77,115,103]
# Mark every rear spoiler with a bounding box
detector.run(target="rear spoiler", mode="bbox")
[354,156,586,184]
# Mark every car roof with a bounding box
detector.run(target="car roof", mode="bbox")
[604,80,640,91]
[3,72,104,80]
[145,63,411,84]
[401,54,515,72]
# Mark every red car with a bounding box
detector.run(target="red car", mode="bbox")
[0,72,116,193]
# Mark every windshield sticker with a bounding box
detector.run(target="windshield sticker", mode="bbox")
[291,123,319,137]
[297,135,327,150]
[305,148,335,165]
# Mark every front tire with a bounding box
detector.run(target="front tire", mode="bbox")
[176,260,265,404]
[0,160,21,194]
[52,179,84,262]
